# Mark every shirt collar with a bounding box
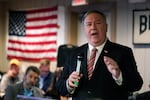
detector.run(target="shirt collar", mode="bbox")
[23,87,33,96]
[88,38,107,52]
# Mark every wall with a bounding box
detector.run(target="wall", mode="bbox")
[0,2,8,72]
[0,4,2,70]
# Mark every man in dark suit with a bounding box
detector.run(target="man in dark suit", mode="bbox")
[56,10,143,100]
[4,66,43,100]
[37,59,59,99]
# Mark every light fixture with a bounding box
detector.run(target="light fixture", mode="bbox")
[72,0,88,6]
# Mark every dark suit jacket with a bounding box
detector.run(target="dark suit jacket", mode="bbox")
[4,82,43,100]
[57,44,78,67]
[40,72,54,92]
[38,72,59,99]
[56,40,143,100]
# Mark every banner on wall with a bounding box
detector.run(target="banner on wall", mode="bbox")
[7,6,59,62]
[133,9,150,44]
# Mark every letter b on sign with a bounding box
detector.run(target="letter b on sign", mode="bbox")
[140,15,150,34]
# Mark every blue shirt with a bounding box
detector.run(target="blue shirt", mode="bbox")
[23,88,33,97]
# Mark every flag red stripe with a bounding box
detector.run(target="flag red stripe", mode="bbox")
[25,32,57,37]
[27,7,57,14]
[26,24,58,29]
[26,15,57,22]
[7,55,56,61]
[8,47,56,53]
[8,40,56,45]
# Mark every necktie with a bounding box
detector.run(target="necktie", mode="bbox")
[88,48,97,80]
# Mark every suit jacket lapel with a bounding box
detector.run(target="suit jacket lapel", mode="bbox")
[93,40,112,75]
[80,44,88,79]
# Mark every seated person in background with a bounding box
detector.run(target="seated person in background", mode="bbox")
[4,66,43,100]
[37,59,59,99]
[0,59,20,96]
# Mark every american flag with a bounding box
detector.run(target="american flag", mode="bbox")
[7,6,58,62]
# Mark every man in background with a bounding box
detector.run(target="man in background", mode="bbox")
[4,66,43,100]
[37,59,59,99]
[0,59,20,96]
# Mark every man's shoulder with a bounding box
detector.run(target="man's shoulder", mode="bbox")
[78,43,88,48]
[108,41,131,50]
[0,74,9,82]
[69,43,88,57]
[8,81,23,89]
[72,43,88,52]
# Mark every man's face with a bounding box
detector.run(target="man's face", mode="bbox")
[24,70,39,88]
[10,64,19,77]
[39,65,49,78]
[83,13,107,47]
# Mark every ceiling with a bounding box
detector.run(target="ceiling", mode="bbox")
[0,0,116,2]
[0,0,148,9]
[0,0,148,3]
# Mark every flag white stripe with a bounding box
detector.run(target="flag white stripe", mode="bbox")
[9,36,57,42]
[27,11,57,19]
[26,19,57,27]
[26,28,58,34]
[8,43,57,50]
[7,51,57,58]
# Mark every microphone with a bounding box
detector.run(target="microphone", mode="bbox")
[74,54,83,86]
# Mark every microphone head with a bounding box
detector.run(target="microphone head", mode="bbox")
[77,53,83,61]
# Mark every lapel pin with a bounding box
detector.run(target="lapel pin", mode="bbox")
[104,50,108,53]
